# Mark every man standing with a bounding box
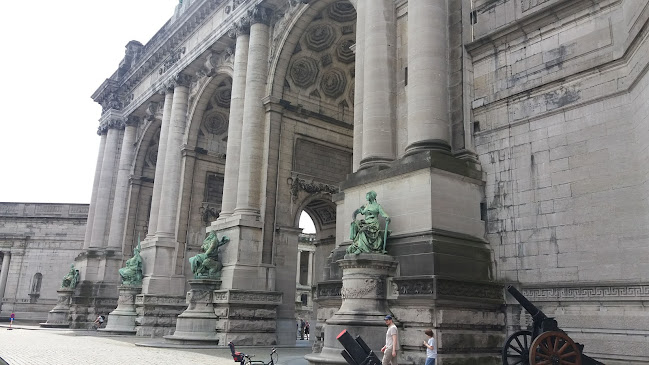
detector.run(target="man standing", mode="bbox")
[381,315,398,365]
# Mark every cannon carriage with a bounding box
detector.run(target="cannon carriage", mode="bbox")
[503,285,605,365]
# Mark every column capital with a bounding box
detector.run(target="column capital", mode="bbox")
[249,5,273,26]
[165,72,193,89]
[125,115,141,127]
[229,17,251,37]
[99,110,126,131]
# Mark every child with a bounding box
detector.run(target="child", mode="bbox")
[423,329,436,365]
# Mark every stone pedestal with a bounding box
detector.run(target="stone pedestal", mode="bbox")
[40,289,73,328]
[306,254,397,365]
[214,289,283,346]
[135,294,187,337]
[101,285,142,334]
[164,279,221,345]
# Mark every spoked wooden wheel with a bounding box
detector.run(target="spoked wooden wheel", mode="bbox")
[502,330,532,365]
[529,331,581,365]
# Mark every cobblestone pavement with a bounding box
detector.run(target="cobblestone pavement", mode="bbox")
[0,325,311,365]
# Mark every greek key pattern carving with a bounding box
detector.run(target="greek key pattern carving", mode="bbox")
[317,282,342,298]
[437,279,503,300]
[522,284,649,301]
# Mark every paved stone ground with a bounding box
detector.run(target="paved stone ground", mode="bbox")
[0,324,311,365]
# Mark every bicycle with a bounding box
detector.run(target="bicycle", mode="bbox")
[228,342,278,365]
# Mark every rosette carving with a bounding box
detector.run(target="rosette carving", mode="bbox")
[320,68,347,98]
[203,112,229,135]
[328,1,356,22]
[305,24,336,52]
[290,57,319,88]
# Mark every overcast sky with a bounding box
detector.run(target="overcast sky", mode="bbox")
[0,0,315,232]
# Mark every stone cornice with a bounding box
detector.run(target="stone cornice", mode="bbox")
[119,0,224,92]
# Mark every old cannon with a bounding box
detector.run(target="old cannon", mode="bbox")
[503,285,605,365]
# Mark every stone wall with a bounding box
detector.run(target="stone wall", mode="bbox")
[0,203,87,320]
[470,0,649,362]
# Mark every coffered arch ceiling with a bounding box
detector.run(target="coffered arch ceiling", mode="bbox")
[282,1,356,124]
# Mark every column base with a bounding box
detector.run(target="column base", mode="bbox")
[102,285,142,334]
[134,294,187,337]
[213,289,282,346]
[308,254,397,365]
[164,279,221,345]
[40,289,74,328]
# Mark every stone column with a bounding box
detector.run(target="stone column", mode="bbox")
[307,251,314,286]
[406,0,450,154]
[220,21,250,218]
[0,252,10,301]
[84,131,108,249]
[147,89,174,237]
[296,249,302,284]
[156,75,191,238]
[90,115,124,248]
[352,0,365,172]
[359,0,396,169]
[106,116,139,250]
[234,5,272,217]
[140,74,190,296]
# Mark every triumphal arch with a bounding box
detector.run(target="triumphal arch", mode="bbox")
[59,0,649,363]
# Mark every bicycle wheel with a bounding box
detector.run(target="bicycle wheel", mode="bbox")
[271,350,278,365]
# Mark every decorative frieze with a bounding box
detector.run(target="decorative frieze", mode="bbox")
[391,277,503,302]
[212,289,282,305]
[316,281,342,299]
[521,283,649,301]
[288,176,339,201]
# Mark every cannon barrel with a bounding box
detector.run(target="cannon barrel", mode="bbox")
[507,285,548,323]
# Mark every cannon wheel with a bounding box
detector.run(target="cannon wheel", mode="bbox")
[502,330,532,365]
[529,331,582,365]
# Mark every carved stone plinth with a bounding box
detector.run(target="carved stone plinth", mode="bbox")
[163,279,221,345]
[101,285,142,334]
[40,289,74,328]
[213,289,283,346]
[134,294,187,337]
[306,254,397,365]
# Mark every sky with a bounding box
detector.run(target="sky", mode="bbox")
[0,0,316,233]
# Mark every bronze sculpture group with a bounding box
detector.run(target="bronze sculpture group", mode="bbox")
[119,240,143,286]
[189,231,229,279]
[347,190,391,255]
[61,264,80,289]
